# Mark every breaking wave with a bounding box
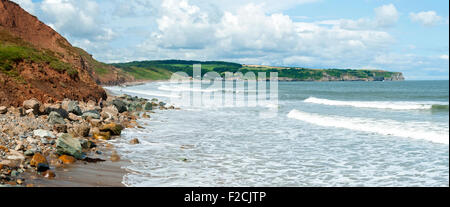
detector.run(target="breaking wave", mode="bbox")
[304,97,448,110]
[287,109,449,144]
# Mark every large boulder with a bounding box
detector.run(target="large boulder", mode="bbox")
[112,99,127,113]
[44,104,69,118]
[55,134,83,159]
[67,101,82,116]
[48,111,66,125]
[82,110,101,119]
[99,123,124,136]
[22,99,41,114]
[68,123,90,137]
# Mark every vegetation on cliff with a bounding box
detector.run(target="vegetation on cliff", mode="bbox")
[112,60,405,81]
[0,0,108,106]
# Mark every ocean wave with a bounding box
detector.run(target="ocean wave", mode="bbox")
[304,97,449,110]
[287,109,449,144]
[106,88,180,98]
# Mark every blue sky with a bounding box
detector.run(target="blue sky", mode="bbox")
[12,0,449,80]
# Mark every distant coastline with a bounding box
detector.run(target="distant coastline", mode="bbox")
[108,60,405,83]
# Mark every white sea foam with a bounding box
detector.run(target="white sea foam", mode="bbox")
[287,109,449,144]
[106,88,180,98]
[304,97,448,110]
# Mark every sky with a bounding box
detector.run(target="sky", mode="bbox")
[11,0,450,80]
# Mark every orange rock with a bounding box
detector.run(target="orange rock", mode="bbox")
[30,153,48,167]
[99,123,124,135]
[42,170,56,179]
[59,155,76,164]
[0,145,9,152]
[0,164,3,169]
[26,184,34,187]
[110,152,120,162]
[93,131,111,140]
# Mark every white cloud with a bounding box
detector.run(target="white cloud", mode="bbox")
[11,0,35,13]
[318,4,399,30]
[40,0,115,41]
[374,4,399,27]
[409,11,443,26]
[135,0,394,69]
[10,0,448,79]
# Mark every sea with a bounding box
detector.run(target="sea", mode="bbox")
[105,80,449,187]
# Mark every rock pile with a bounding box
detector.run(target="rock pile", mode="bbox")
[0,94,177,186]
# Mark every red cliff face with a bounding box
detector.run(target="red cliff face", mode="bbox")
[0,0,121,106]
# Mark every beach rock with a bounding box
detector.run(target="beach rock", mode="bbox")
[87,100,97,107]
[127,102,143,112]
[24,150,35,156]
[99,123,124,135]
[93,131,111,140]
[101,105,119,118]
[15,107,26,116]
[42,170,55,179]
[67,101,82,116]
[89,119,102,127]
[7,154,25,160]
[159,102,166,107]
[151,98,158,102]
[144,102,153,110]
[53,124,67,133]
[130,138,140,144]
[44,104,69,118]
[23,99,41,114]
[142,113,150,118]
[68,113,81,121]
[0,106,7,114]
[37,163,50,172]
[56,134,83,159]
[7,150,25,160]
[80,139,96,149]
[0,160,16,167]
[25,109,34,115]
[68,123,90,137]
[33,129,55,138]
[48,111,66,125]
[110,152,120,162]
[59,155,76,164]
[112,99,127,113]
[30,153,48,167]
[82,110,101,119]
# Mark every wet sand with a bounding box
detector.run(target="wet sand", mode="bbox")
[30,159,129,187]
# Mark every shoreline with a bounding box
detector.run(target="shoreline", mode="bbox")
[0,85,176,187]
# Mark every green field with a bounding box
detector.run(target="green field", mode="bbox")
[112,60,403,81]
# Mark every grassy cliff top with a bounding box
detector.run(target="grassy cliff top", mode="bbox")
[112,60,404,81]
